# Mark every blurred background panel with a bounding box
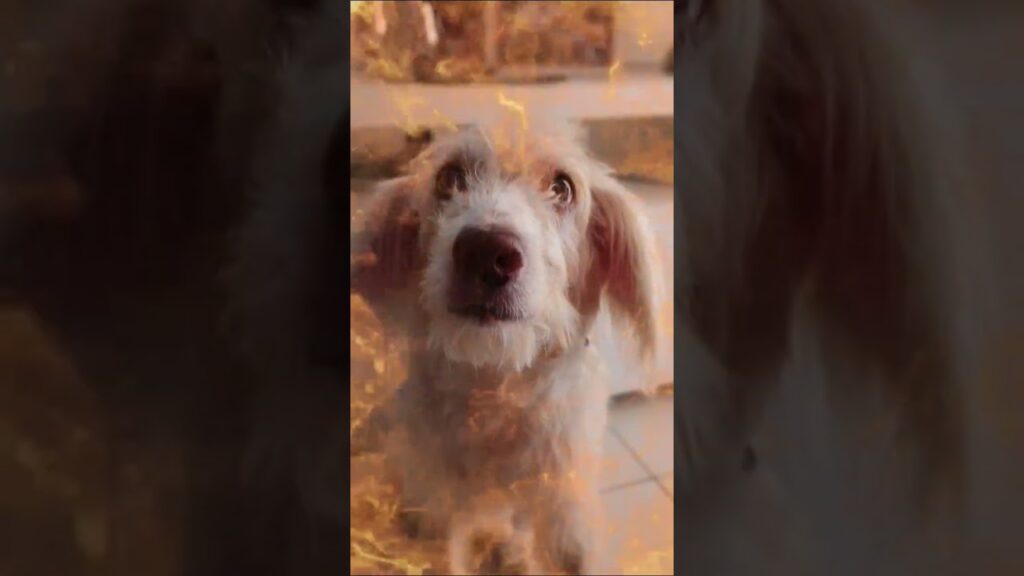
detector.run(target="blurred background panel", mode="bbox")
[921,3,1024,573]
[676,2,1024,575]
[0,1,345,574]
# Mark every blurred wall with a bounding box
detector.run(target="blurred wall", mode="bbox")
[919,3,1024,571]
[613,1,673,67]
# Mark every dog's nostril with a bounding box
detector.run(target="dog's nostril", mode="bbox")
[483,247,522,288]
[494,248,523,276]
[453,227,523,289]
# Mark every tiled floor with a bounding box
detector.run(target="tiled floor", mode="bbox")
[600,394,674,575]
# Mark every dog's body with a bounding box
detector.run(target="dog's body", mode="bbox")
[351,121,658,575]
[679,0,989,573]
[386,339,609,574]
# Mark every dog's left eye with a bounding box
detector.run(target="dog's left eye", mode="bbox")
[548,172,575,206]
[435,162,468,200]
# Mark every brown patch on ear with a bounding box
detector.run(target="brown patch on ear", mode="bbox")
[351,178,423,315]
[588,179,658,362]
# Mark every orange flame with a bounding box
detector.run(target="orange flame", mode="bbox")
[431,109,458,134]
[496,90,528,133]
[607,59,622,99]
[350,1,372,19]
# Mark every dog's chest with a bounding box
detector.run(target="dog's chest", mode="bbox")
[409,347,608,483]
[441,381,571,481]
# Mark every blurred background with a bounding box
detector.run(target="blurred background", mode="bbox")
[899,2,1024,572]
[678,2,1024,575]
[0,0,348,574]
[348,1,674,574]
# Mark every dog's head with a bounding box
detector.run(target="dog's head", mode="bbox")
[353,121,657,372]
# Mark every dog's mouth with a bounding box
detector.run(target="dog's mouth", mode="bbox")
[447,302,525,324]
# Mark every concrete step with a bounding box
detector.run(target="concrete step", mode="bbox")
[351,115,673,185]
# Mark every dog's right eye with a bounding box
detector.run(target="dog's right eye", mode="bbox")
[435,163,467,200]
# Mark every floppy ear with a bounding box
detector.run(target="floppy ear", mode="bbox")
[351,177,424,324]
[588,175,659,362]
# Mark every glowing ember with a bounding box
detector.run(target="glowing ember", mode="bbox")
[431,109,458,134]
[637,31,653,50]
[609,59,622,81]
[433,58,454,80]
[606,59,622,99]
[496,90,528,132]
[389,90,428,136]
[350,296,447,575]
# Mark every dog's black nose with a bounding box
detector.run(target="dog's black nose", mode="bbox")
[452,227,523,289]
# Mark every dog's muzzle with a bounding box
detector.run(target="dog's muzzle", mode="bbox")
[448,226,525,323]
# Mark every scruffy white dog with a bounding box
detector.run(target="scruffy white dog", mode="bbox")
[352,121,658,575]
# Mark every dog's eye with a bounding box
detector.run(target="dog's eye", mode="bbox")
[435,162,467,200]
[548,172,575,206]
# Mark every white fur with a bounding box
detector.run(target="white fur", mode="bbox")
[353,121,658,575]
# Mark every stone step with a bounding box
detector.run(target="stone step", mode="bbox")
[351,115,673,185]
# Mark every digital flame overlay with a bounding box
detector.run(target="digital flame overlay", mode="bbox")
[349,2,673,574]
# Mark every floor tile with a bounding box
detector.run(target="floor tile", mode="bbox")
[610,396,674,477]
[600,428,650,490]
[601,480,674,575]
[658,474,673,498]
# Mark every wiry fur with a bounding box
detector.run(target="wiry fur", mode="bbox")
[679,0,987,562]
[352,122,658,575]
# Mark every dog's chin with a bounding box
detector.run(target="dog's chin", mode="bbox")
[427,308,543,372]
[447,303,527,326]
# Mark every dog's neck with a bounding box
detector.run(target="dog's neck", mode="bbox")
[409,333,593,402]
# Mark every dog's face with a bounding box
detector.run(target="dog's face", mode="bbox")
[419,125,595,370]
[354,122,656,372]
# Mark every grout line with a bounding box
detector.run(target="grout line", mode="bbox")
[655,474,674,501]
[601,431,649,492]
[610,428,672,499]
[600,477,659,494]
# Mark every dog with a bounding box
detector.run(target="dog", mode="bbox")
[349,119,659,575]
[678,0,989,573]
